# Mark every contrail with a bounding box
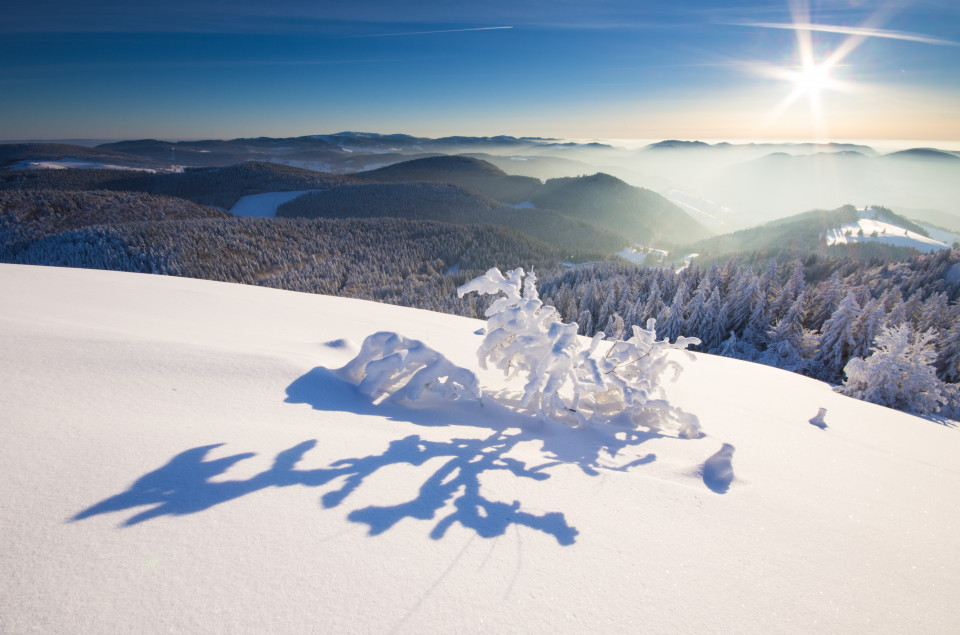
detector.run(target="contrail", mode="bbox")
[354,26,513,38]
[731,21,958,46]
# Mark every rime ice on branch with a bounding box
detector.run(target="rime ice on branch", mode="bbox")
[458,267,702,436]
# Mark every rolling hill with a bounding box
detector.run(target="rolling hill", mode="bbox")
[355,155,542,204]
[530,173,713,245]
[674,205,949,265]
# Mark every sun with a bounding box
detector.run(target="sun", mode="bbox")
[792,62,833,100]
[746,0,865,138]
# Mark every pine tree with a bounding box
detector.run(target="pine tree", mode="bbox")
[699,287,727,351]
[742,276,771,349]
[815,291,862,382]
[763,293,814,372]
[683,285,711,343]
[936,302,960,382]
[851,298,884,360]
[774,261,805,319]
[726,271,757,336]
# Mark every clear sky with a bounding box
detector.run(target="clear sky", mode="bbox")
[2,0,959,143]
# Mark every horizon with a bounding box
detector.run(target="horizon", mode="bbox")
[2,134,958,155]
[3,0,959,143]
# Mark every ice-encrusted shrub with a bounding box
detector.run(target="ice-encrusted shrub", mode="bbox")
[458,267,701,436]
[339,331,481,404]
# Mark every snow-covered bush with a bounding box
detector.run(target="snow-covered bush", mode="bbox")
[458,267,701,436]
[837,324,947,415]
[339,331,481,404]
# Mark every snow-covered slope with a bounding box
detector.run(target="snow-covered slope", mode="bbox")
[2,264,958,634]
[824,208,949,252]
[228,190,318,218]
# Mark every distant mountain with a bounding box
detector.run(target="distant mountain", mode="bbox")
[882,148,960,162]
[642,140,876,155]
[646,140,712,150]
[529,173,712,246]
[91,133,608,171]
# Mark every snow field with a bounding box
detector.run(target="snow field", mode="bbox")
[1,264,958,633]
[824,217,948,252]
[228,190,319,218]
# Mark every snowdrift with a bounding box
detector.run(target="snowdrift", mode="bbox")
[1,264,958,633]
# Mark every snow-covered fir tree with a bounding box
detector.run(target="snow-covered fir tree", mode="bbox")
[838,324,948,415]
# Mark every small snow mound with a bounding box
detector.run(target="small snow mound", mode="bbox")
[702,443,736,494]
[323,338,353,349]
[809,407,828,429]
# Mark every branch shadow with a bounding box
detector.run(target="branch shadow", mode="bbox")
[72,366,687,546]
[71,431,577,545]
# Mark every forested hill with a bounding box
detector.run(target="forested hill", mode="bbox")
[355,155,542,204]
[276,182,629,254]
[356,156,712,246]
[677,205,943,266]
[530,173,712,246]
[2,213,597,316]
[0,189,228,259]
[0,143,165,170]
[0,162,354,209]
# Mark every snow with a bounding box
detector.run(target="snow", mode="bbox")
[617,245,668,265]
[228,190,317,218]
[920,224,960,247]
[2,263,959,633]
[824,210,949,252]
[510,200,535,209]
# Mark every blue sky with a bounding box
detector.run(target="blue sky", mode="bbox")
[2,0,958,142]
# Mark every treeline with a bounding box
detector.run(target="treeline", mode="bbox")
[536,250,960,388]
[277,182,629,255]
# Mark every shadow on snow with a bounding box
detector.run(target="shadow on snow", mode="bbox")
[72,366,686,545]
